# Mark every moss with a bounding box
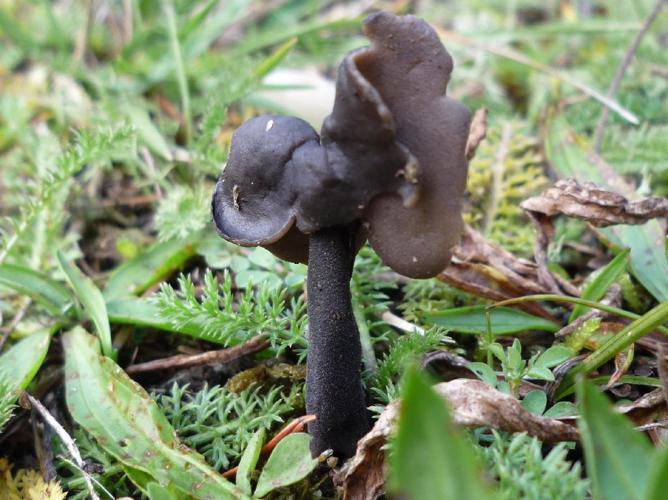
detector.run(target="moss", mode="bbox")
[0,458,66,500]
[465,120,548,257]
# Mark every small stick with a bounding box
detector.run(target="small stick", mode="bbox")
[593,0,665,152]
[22,393,100,500]
[380,310,425,335]
[125,334,269,375]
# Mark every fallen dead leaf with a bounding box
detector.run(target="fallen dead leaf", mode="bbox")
[335,378,578,500]
[521,178,668,227]
[439,225,564,319]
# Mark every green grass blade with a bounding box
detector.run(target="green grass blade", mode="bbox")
[230,17,362,56]
[389,368,496,500]
[124,103,173,161]
[577,378,652,500]
[57,251,113,358]
[570,248,630,321]
[63,328,246,499]
[164,0,191,145]
[646,447,668,500]
[557,300,668,399]
[0,264,74,316]
[104,236,199,301]
[252,37,298,80]
[491,294,668,336]
[236,429,264,496]
[427,305,559,335]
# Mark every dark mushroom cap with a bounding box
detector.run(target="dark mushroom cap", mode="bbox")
[212,11,470,276]
[359,12,471,278]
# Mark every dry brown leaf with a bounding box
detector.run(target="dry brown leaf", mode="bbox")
[335,378,578,500]
[521,178,668,227]
[439,225,562,319]
[465,107,488,161]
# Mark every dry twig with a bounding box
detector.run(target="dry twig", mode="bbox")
[125,335,269,375]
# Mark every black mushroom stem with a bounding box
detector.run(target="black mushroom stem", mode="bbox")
[306,224,370,457]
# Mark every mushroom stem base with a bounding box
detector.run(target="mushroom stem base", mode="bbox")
[306,225,370,458]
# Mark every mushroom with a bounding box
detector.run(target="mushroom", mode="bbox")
[212,11,471,458]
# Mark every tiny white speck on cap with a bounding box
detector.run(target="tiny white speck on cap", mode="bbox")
[265,119,274,131]
[412,256,418,262]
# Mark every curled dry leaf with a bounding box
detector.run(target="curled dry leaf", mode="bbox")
[335,378,578,500]
[521,178,668,298]
[521,178,668,227]
[439,225,560,320]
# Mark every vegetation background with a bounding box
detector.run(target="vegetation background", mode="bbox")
[0,0,667,498]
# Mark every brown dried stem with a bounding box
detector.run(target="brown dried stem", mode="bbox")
[125,335,269,375]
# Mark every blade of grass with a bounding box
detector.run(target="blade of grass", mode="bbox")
[104,235,200,301]
[0,264,74,316]
[229,16,362,57]
[389,368,496,499]
[164,0,191,145]
[57,251,113,358]
[570,248,630,321]
[557,374,661,399]
[489,294,668,336]
[557,300,668,399]
[427,305,560,335]
[577,378,653,500]
[437,28,638,124]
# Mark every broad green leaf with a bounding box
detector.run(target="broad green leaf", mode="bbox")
[544,401,577,418]
[389,368,496,500]
[534,345,572,369]
[57,251,112,358]
[545,115,668,302]
[254,433,317,498]
[236,429,264,496]
[0,329,51,390]
[468,362,497,386]
[525,366,554,381]
[577,379,652,500]
[104,236,200,301]
[427,306,559,335]
[63,328,245,499]
[0,264,74,316]
[571,249,629,321]
[506,339,523,370]
[521,390,547,415]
